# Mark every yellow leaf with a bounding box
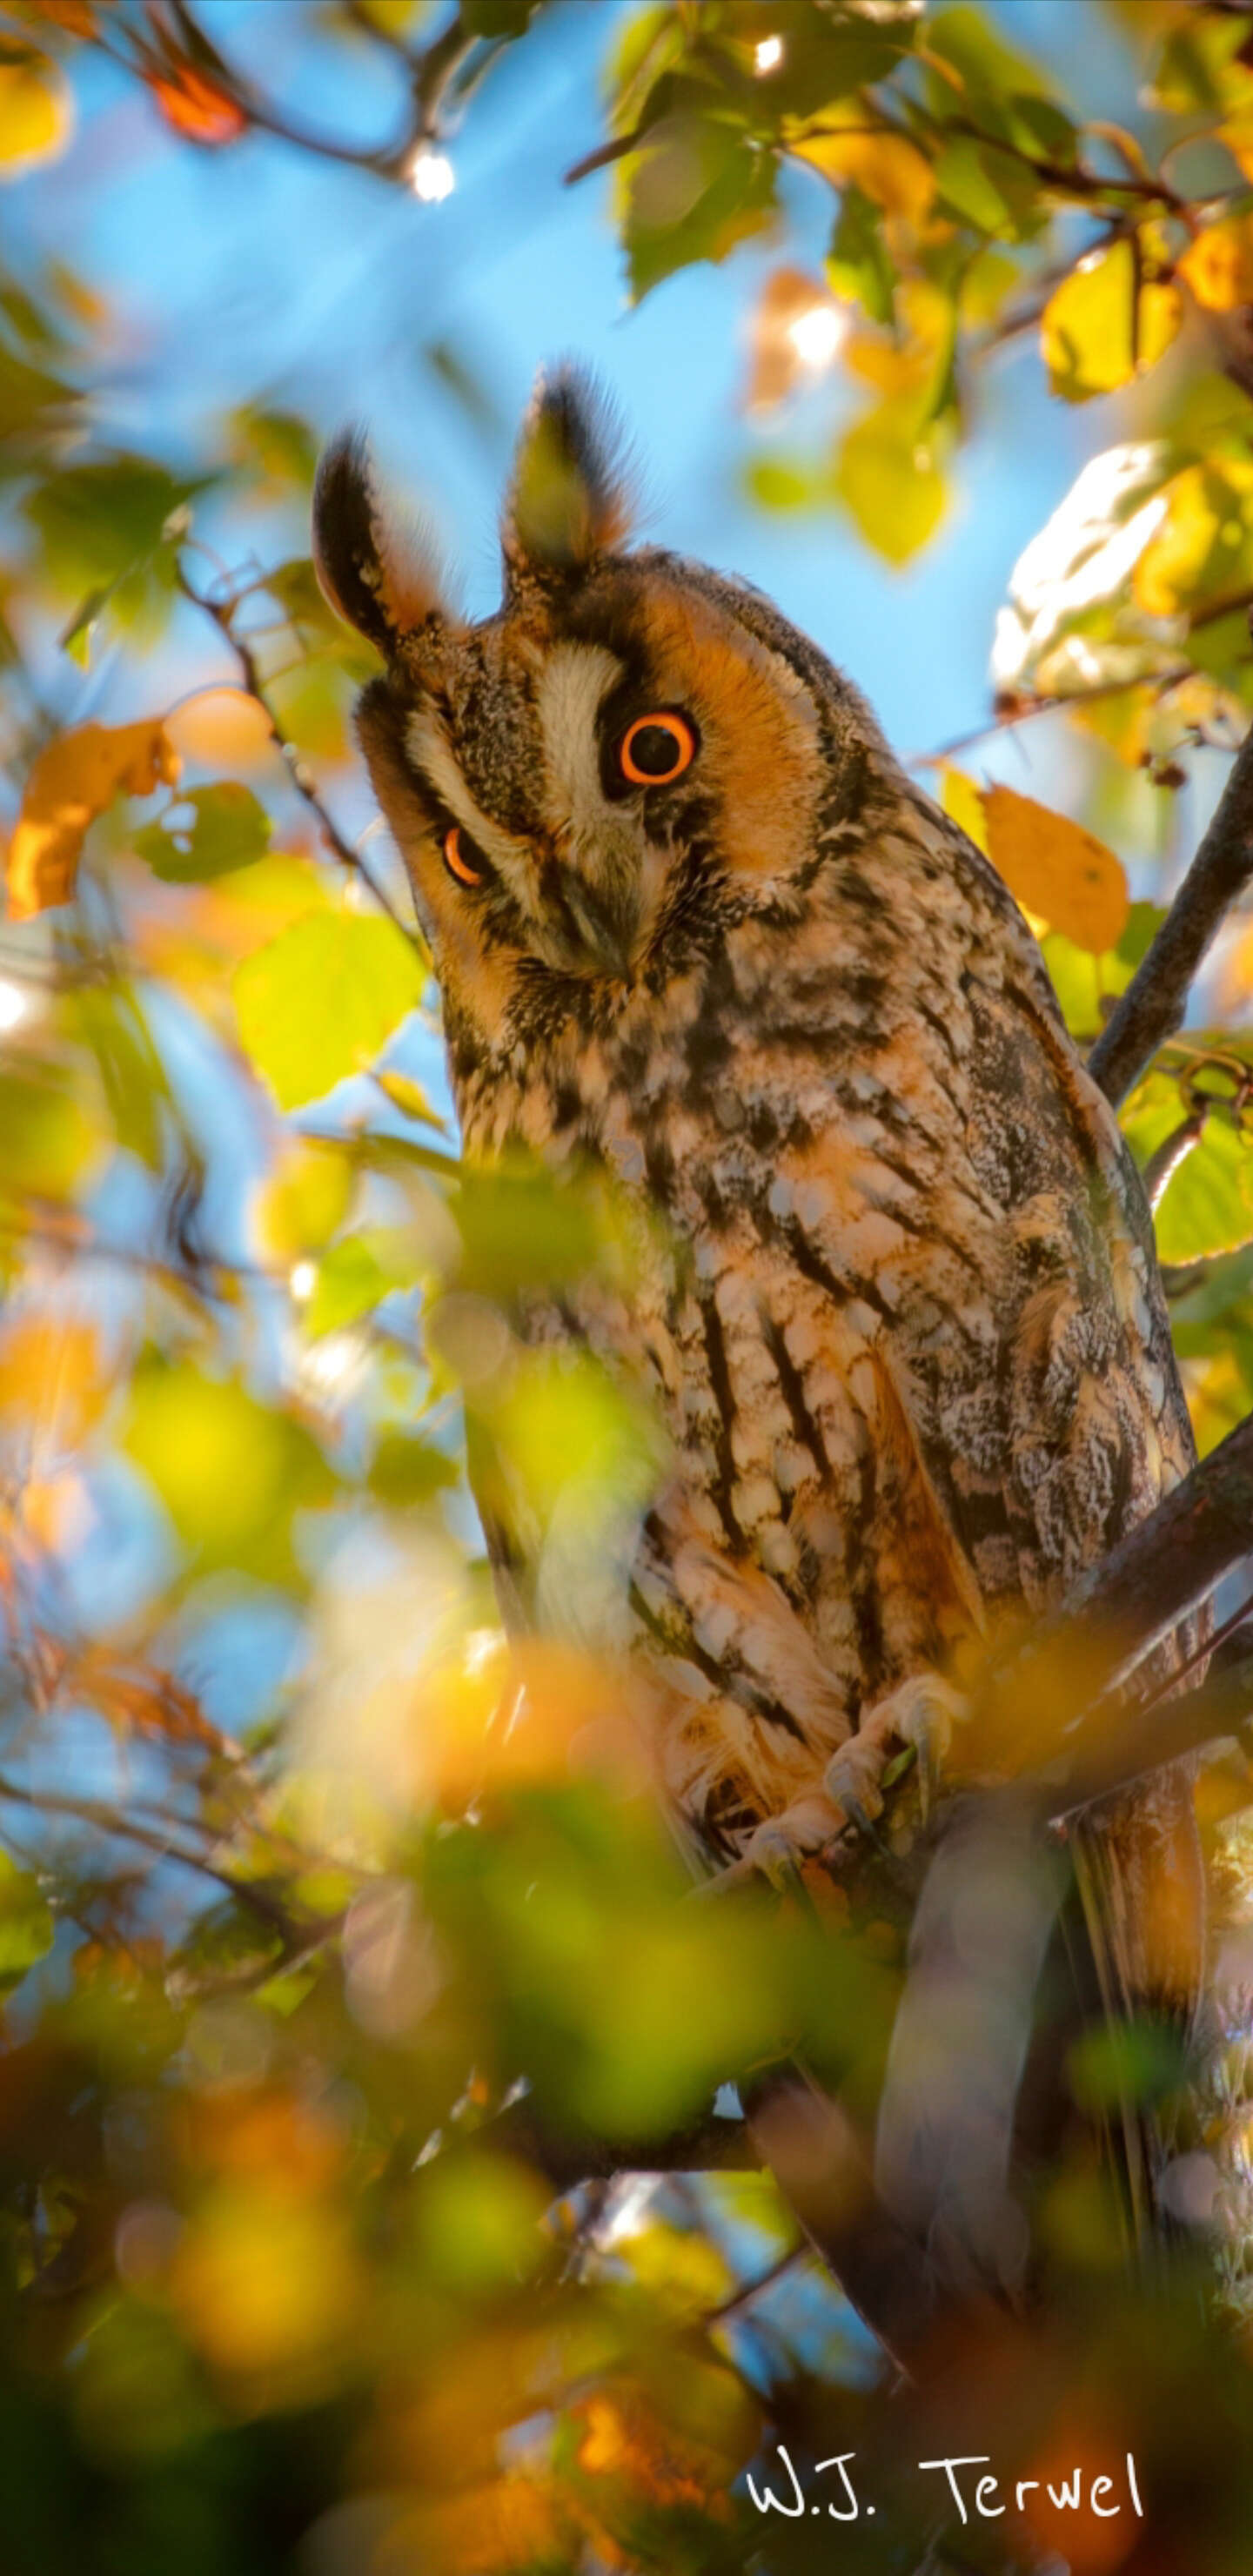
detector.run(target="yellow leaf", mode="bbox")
[941,767,988,854]
[1179,215,1253,312]
[0,50,71,174]
[1132,464,1225,618]
[6,719,180,920]
[253,1139,354,1264]
[171,2188,359,2382]
[834,404,946,563]
[1041,238,1182,401]
[983,786,1129,953]
[789,121,935,225]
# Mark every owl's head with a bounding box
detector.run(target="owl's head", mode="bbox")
[313,370,887,1077]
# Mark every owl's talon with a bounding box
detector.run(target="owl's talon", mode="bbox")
[822,1674,967,1836]
[839,1793,886,1850]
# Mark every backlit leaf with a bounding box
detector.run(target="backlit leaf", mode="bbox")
[787,118,934,224]
[1153,1115,1253,1267]
[254,1139,355,1261]
[983,784,1129,952]
[6,718,180,919]
[622,115,777,302]
[1042,238,1182,402]
[233,910,424,1110]
[826,181,895,325]
[124,1357,338,1576]
[0,1853,54,1991]
[834,403,946,562]
[305,1229,419,1338]
[0,1062,97,1201]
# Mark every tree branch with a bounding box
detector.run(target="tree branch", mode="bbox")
[175,567,420,947]
[1089,715,1253,1106]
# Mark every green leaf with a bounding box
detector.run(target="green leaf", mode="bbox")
[22,453,217,641]
[827,182,895,325]
[1067,2016,1188,2113]
[369,1428,459,1507]
[69,984,168,1171]
[1122,1071,1253,1265]
[0,339,77,454]
[1040,902,1165,1045]
[133,783,271,883]
[305,1229,419,1338]
[459,0,539,33]
[0,1853,54,1993]
[623,114,777,302]
[932,132,1039,239]
[1153,1114,1253,1267]
[926,3,1055,100]
[763,23,913,117]
[124,1357,338,1580]
[233,911,425,1110]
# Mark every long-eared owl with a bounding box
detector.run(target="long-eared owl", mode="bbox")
[313,369,1203,2027]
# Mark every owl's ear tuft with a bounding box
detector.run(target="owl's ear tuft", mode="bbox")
[503,366,632,592]
[313,429,452,658]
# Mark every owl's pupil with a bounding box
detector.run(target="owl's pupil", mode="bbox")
[627,724,680,777]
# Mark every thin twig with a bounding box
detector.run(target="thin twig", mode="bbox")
[174,567,419,945]
[1089,714,1253,1105]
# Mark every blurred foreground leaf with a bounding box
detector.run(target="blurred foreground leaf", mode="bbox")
[233,910,424,1109]
[133,782,271,883]
[6,717,180,919]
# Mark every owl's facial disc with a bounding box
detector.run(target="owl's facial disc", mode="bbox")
[399,634,687,982]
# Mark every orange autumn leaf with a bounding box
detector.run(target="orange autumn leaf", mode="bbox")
[70,1649,225,1750]
[148,66,247,146]
[1179,214,1253,312]
[0,1316,107,1451]
[983,783,1129,954]
[6,717,180,920]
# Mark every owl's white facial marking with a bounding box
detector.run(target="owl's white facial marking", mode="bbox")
[536,641,673,968]
[404,705,522,880]
[534,641,621,835]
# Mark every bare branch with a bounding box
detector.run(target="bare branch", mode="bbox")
[1089,718,1253,1106]
[175,567,420,947]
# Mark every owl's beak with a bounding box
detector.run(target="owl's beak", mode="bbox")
[555,870,640,981]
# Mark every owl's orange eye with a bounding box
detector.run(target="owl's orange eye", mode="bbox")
[619,711,697,787]
[443,824,485,888]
